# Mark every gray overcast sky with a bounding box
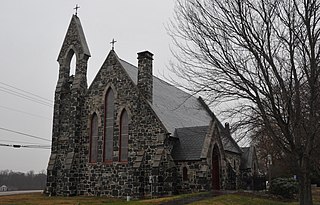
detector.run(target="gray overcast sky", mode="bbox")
[0,0,175,173]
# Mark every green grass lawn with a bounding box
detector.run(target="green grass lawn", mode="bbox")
[0,189,319,205]
[190,189,320,205]
[0,192,204,205]
[190,194,296,205]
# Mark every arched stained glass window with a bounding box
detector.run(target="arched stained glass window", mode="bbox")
[119,110,128,162]
[90,113,98,163]
[104,89,114,162]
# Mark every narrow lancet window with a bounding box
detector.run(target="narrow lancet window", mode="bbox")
[104,89,114,162]
[119,110,128,162]
[90,113,98,163]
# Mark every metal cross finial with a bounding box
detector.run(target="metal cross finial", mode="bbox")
[110,38,117,50]
[74,4,80,16]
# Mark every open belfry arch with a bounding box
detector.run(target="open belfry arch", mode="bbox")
[46,14,250,198]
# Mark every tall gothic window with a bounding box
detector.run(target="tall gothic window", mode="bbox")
[90,113,98,163]
[119,110,128,162]
[104,88,114,162]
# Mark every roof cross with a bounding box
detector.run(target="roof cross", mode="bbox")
[74,4,80,16]
[110,38,117,50]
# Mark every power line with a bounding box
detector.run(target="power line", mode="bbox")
[0,105,51,120]
[0,138,42,144]
[0,127,51,142]
[0,143,51,150]
[0,141,51,148]
[0,87,53,107]
[0,81,53,103]
[24,145,51,149]
[0,136,51,147]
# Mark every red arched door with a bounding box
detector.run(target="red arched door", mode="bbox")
[212,145,220,190]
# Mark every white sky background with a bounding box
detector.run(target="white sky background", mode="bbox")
[0,0,175,173]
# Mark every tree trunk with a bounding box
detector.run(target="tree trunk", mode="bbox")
[298,159,313,205]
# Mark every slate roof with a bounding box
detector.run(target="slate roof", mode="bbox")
[216,122,242,154]
[171,124,242,161]
[171,126,208,161]
[118,56,242,161]
[119,59,212,134]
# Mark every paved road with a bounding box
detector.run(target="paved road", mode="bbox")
[0,190,43,196]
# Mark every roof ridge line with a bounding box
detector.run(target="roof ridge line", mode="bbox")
[118,58,199,101]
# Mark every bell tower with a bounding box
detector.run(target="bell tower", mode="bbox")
[46,14,91,196]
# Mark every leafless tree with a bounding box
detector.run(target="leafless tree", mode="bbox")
[169,0,320,204]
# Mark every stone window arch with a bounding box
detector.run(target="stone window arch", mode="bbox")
[104,88,114,163]
[89,113,98,163]
[119,109,129,162]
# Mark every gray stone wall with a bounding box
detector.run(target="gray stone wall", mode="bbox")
[174,154,241,193]
[175,160,210,193]
[74,51,173,197]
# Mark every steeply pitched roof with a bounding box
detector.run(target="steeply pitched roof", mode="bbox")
[171,125,242,161]
[119,59,212,134]
[171,126,208,161]
[217,123,242,154]
[118,56,242,160]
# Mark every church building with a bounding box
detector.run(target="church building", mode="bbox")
[46,15,244,197]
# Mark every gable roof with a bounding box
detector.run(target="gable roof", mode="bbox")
[171,126,208,161]
[171,124,242,161]
[216,122,242,154]
[119,59,212,135]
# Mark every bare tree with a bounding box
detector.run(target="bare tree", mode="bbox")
[169,0,320,204]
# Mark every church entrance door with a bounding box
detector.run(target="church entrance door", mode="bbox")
[212,145,220,190]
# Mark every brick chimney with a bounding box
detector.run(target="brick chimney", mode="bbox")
[137,51,153,103]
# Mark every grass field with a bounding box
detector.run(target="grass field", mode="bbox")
[0,188,319,205]
[191,188,320,205]
[0,192,203,205]
[190,194,307,205]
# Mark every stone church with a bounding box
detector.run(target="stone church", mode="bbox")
[46,15,245,197]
